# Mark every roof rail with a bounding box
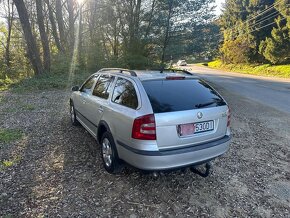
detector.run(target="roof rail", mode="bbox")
[160,68,192,75]
[98,68,137,77]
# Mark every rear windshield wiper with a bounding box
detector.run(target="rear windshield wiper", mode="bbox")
[195,98,225,108]
[195,102,216,108]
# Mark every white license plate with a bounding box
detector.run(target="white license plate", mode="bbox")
[178,120,214,136]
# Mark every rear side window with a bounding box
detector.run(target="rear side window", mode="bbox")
[112,78,138,109]
[93,75,114,99]
[142,79,226,113]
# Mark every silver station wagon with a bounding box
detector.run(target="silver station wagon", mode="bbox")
[70,68,231,175]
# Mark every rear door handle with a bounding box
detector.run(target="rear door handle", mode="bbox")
[98,106,104,113]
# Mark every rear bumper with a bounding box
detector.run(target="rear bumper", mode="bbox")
[117,135,231,170]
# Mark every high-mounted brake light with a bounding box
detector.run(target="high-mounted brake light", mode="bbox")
[132,114,156,140]
[166,76,185,80]
[227,108,231,127]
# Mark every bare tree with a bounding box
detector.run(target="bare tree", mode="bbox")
[13,0,44,75]
[67,0,75,52]
[4,0,15,68]
[55,0,66,51]
[161,0,174,64]
[36,0,51,72]
[144,0,156,39]
[45,0,63,52]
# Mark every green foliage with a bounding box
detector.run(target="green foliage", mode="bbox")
[122,53,151,69]
[221,35,256,64]
[2,160,14,167]
[11,71,91,93]
[50,53,72,74]
[1,0,220,89]
[219,0,289,65]
[0,20,33,89]
[0,77,14,91]
[0,129,23,143]
[21,104,36,111]
[208,60,290,78]
[208,60,223,68]
[85,44,107,72]
[1,156,22,169]
[259,17,290,64]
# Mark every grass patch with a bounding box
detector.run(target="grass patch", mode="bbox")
[21,104,36,111]
[0,77,16,91]
[195,62,209,66]
[0,96,8,103]
[1,215,14,218]
[1,108,18,114]
[0,129,23,143]
[207,60,290,78]
[1,156,22,169]
[10,72,91,93]
[2,160,14,167]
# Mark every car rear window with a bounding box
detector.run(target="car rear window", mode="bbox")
[142,79,226,113]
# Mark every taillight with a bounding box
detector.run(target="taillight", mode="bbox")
[227,108,231,127]
[132,114,156,140]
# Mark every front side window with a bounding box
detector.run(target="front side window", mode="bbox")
[80,76,97,94]
[112,78,138,109]
[93,75,114,99]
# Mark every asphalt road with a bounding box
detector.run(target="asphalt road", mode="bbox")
[186,65,290,114]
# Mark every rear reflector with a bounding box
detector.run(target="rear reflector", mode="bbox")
[132,114,156,140]
[166,76,185,80]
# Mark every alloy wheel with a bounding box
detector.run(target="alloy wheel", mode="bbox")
[102,138,112,167]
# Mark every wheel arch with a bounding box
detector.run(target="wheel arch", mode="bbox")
[97,120,111,144]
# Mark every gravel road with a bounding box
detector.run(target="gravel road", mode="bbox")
[0,85,289,217]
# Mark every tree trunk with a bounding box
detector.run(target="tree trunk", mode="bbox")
[126,0,141,52]
[78,7,84,67]
[134,0,141,37]
[5,0,14,68]
[36,0,51,72]
[55,0,66,51]
[88,1,97,43]
[67,0,75,52]
[113,22,119,58]
[45,0,63,52]
[13,0,43,75]
[161,0,173,64]
[145,0,156,39]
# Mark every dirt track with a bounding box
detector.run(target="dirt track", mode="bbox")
[0,86,290,217]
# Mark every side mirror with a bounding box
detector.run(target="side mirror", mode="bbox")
[71,86,79,91]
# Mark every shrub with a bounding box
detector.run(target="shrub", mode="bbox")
[220,36,256,64]
[259,17,290,64]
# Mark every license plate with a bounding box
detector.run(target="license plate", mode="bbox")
[178,120,214,136]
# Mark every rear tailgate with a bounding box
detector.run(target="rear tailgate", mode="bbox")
[142,77,229,150]
[155,106,228,149]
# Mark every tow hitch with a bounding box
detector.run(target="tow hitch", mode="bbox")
[190,162,212,178]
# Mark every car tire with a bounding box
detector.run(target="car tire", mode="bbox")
[100,132,123,174]
[70,102,80,126]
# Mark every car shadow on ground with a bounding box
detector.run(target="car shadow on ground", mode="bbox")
[56,112,246,217]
